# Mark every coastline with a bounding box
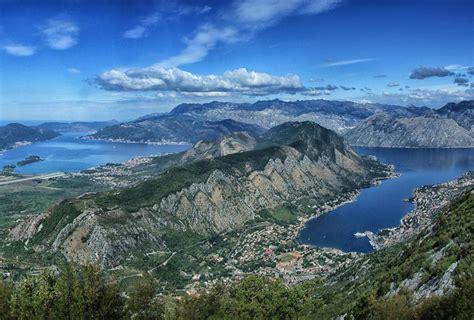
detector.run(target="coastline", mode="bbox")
[368,171,474,250]
[0,141,33,153]
[351,145,474,149]
[80,136,191,146]
[293,168,399,250]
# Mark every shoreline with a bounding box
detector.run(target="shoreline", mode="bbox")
[368,171,474,250]
[80,136,191,146]
[352,145,474,149]
[293,169,399,252]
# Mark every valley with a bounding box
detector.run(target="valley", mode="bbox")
[0,122,392,289]
[2,1,473,317]
[1,119,472,297]
[0,115,472,318]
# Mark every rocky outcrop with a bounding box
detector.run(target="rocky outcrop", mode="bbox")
[181,132,257,161]
[436,100,474,136]
[345,113,474,148]
[9,212,50,241]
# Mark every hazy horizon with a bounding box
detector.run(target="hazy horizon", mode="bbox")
[1,0,473,121]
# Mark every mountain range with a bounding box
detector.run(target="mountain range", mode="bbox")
[169,99,404,133]
[345,100,474,148]
[85,99,474,148]
[0,123,60,151]
[11,121,391,270]
[86,115,265,144]
[38,120,119,133]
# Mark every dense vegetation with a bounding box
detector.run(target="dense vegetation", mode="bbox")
[0,189,471,319]
[0,268,472,319]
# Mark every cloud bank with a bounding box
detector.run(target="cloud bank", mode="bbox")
[361,87,473,107]
[98,0,342,96]
[96,67,305,96]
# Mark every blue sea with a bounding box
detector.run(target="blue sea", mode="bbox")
[297,147,474,253]
[0,131,190,174]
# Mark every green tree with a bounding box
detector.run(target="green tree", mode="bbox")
[0,280,13,320]
[126,274,165,320]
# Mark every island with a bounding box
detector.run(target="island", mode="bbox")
[16,155,44,166]
[1,165,16,175]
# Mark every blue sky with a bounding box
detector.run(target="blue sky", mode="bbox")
[0,0,473,121]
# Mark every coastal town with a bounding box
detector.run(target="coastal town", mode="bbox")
[369,171,474,249]
[162,171,474,293]
[1,153,472,295]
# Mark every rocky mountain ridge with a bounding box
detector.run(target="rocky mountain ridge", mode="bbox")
[12,122,391,271]
[86,114,265,144]
[345,100,474,148]
[170,99,405,133]
[84,99,473,148]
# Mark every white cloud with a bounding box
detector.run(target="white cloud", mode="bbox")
[153,0,340,67]
[323,58,376,67]
[67,67,81,74]
[40,18,79,50]
[123,12,159,39]
[98,0,341,96]
[233,0,340,26]
[96,67,305,96]
[155,25,239,68]
[123,5,212,39]
[123,26,147,39]
[359,87,473,107]
[3,44,35,56]
[445,64,471,71]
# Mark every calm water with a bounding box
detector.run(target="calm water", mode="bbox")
[0,132,190,174]
[297,148,474,253]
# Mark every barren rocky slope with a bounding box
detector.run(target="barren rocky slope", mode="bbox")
[345,113,474,148]
[169,99,404,133]
[345,100,474,148]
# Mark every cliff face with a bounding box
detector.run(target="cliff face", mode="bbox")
[345,113,474,148]
[169,99,404,134]
[345,100,474,148]
[437,100,474,136]
[180,131,257,162]
[14,122,391,268]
